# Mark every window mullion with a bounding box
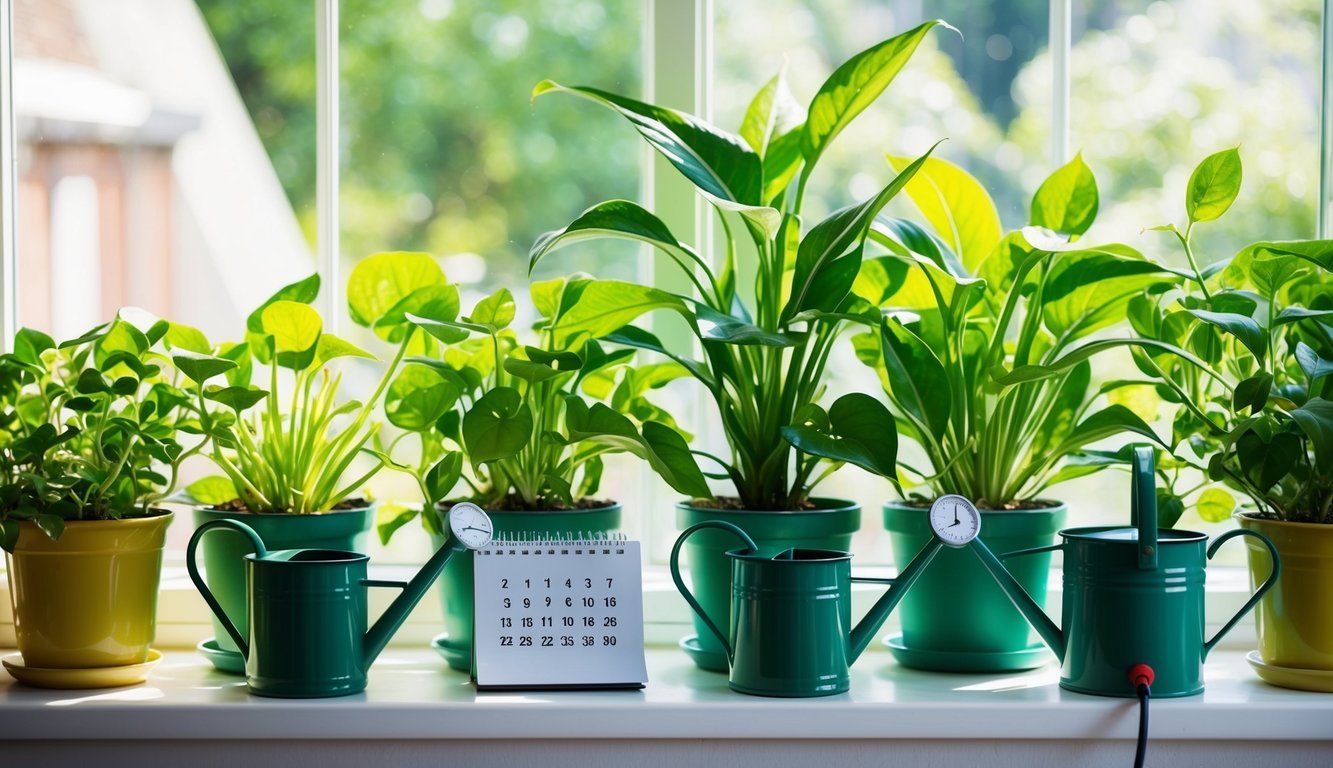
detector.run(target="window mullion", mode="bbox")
[0,0,17,352]
[1321,0,1332,237]
[316,0,341,333]
[1049,0,1072,166]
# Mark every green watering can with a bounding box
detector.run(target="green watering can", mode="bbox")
[671,520,942,697]
[188,503,494,698]
[972,446,1282,697]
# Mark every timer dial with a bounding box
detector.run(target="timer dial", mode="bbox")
[928,495,981,547]
[448,502,494,550]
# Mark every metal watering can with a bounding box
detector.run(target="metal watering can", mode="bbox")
[972,446,1282,697]
[670,520,942,697]
[187,503,493,698]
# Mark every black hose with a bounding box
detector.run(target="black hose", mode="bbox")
[1133,682,1151,768]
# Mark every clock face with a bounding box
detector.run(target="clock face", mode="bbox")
[448,502,494,550]
[928,495,981,547]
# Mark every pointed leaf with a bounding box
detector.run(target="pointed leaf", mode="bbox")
[424,452,464,506]
[1186,147,1242,224]
[694,303,798,346]
[880,316,950,440]
[553,281,690,346]
[1196,488,1236,523]
[186,476,238,505]
[469,288,517,329]
[1050,405,1168,456]
[528,201,711,290]
[1186,309,1266,363]
[347,251,447,329]
[1291,397,1333,472]
[246,274,319,334]
[203,385,269,412]
[1030,153,1099,237]
[172,351,237,385]
[781,392,897,479]
[1296,342,1333,383]
[462,388,532,465]
[886,152,1000,271]
[315,334,376,366]
[386,364,459,430]
[563,397,709,497]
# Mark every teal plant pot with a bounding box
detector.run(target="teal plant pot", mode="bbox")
[883,500,1066,672]
[675,499,861,673]
[191,506,373,673]
[429,503,622,673]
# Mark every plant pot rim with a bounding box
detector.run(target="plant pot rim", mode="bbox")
[194,503,376,516]
[675,496,859,514]
[883,498,1067,513]
[1235,511,1333,531]
[25,507,176,527]
[433,500,623,514]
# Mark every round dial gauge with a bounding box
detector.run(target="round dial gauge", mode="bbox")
[448,502,494,550]
[928,495,981,547]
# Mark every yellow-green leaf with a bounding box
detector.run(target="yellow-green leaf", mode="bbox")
[886,154,1000,272]
[1196,488,1236,523]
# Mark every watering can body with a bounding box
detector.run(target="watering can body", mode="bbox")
[188,519,461,698]
[671,520,940,697]
[973,446,1281,697]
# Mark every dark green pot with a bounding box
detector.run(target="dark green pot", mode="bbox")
[883,500,1065,672]
[675,499,861,673]
[429,503,622,672]
[191,506,373,673]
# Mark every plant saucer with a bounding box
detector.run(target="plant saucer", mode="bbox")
[430,632,471,672]
[885,634,1053,673]
[679,635,729,673]
[197,638,246,675]
[1246,650,1333,693]
[2,649,162,689]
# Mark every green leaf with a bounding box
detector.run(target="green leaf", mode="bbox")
[694,303,797,346]
[33,513,65,540]
[187,476,238,505]
[1296,342,1333,383]
[879,317,950,440]
[762,125,806,205]
[462,388,533,465]
[781,392,898,481]
[504,358,575,384]
[740,68,804,156]
[0,520,18,553]
[886,153,1000,271]
[203,385,268,412]
[1291,397,1333,472]
[315,334,376,366]
[246,274,319,335]
[75,369,110,394]
[373,284,462,343]
[1030,153,1099,237]
[1274,307,1333,326]
[377,503,421,546]
[387,364,459,430]
[1236,430,1303,492]
[1186,309,1266,363]
[469,288,517,330]
[1186,147,1242,224]
[173,351,237,385]
[1050,405,1168,456]
[1196,488,1236,523]
[1043,246,1176,342]
[563,398,710,498]
[424,452,463,506]
[347,251,446,330]
[802,20,950,177]
[13,328,54,365]
[1233,373,1273,414]
[164,323,211,354]
[553,281,689,346]
[602,326,714,388]
[785,142,940,322]
[261,300,322,358]
[1158,490,1187,528]
[534,81,761,205]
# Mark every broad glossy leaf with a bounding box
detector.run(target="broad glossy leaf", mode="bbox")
[1158,490,1186,528]
[781,392,897,480]
[802,20,950,176]
[172,351,237,385]
[347,251,446,329]
[462,387,533,465]
[187,475,238,505]
[534,81,761,205]
[741,68,804,156]
[762,126,806,205]
[34,514,65,541]
[886,153,999,271]
[12,328,54,365]
[504,358,576,384]
[553,281,689,346]
[1030,153,1098,237]
[785,143,939,322]
[1291,397,1333,472]
[1236,430,1302,492]
[1196,488,1236,523]
[1274,307,1333,326]
[1233,373,1273,414]
[261,300,323,370]
[1043,246,1176,343]
[203,385,268,412]
[694,303,797,346]
[1050,404,1168,456]
[387,364,459,430]
[1030,361,1092,462]
[246,274,319,334]
[469,288,517,330]
[563,397,709,497]
[164,323,210,354]
[425,452,464,506]
[1186,309,1266,363]
[880,317,950,439]
[315,334,375,367]
[529,201,710,291]
[1296,342,1333,382]
[376,504,421,546]
[372,284,462,343]
[602,326,713,387]
[1186,147,1242,224]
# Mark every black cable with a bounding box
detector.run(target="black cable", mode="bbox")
[1133,682,1151,768]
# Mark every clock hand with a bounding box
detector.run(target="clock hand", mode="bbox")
[948,519,960,528]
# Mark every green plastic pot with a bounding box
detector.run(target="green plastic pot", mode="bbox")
[429,503,622,672]
[675,499,861,673]
[883,500,1066,672]
[191,505,373,673]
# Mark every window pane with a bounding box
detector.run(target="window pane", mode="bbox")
[16,0,314,343]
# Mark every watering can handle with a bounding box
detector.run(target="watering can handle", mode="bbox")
[669,521,759,663]
[1131,444,1158,571]
[1203,528,1281,658]
[186,519,268,659]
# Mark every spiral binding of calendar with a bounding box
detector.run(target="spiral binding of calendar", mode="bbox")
[481,531,629,556]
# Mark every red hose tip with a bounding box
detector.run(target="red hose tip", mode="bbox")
[1128,663,1155,688]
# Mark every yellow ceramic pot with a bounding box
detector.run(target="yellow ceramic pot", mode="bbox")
[1237,514,1333,672]
[6,510,172,668]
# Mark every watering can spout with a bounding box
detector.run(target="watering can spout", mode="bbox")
[847,539,944,664]
[362,536,462,671]
[971,542,1066,663]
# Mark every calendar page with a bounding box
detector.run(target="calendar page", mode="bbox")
[471,535,648,690]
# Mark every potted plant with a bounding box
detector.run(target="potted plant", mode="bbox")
[373,273,708,671]
[1118,148,1333,690]
[529,21,954,671]
[0,311,232,685]
[183,253,443,672]
[785,154,1177,671]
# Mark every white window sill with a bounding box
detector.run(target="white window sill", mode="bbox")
[0,647,1329,768]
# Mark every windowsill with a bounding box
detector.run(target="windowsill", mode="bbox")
[0,647,1329,743]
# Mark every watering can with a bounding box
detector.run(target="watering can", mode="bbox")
[187,503,491,698]
[670,520,942,697]
[972,445,1282,697]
